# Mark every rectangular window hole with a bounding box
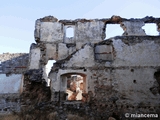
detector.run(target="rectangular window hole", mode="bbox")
[105,24,124,39]
[66,27,74,38]
[142,23,159,36]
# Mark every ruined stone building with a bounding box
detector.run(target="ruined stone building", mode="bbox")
[0,16,160,120]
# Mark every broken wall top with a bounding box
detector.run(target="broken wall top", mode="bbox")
[30,15,160,67]
[34,16,160,44]
[0,53,29,74]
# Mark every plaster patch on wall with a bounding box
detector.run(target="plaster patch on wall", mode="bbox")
[0,74,22,93]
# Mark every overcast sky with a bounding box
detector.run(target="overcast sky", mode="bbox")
[0,0,160,54]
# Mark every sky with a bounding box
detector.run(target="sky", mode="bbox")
[0,0,160,54]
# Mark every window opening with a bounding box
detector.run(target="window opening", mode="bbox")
[142,23,159,36]
[105,24,123,39]
[66,27,74,38]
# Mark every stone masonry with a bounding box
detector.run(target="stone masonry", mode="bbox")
[0,53,29,114]
[0,16,160,120]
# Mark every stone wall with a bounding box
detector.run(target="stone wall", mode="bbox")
[30,16,160,119]
[0,53,29,74]
[0,53,29,113]
[0,94,20,113]
[1,16,160,119]
[0,74,23,94]
[48,36,160,119]
[29,16,160,67]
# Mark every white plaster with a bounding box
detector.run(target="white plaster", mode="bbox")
[95,45,112,53]
[75,21,104,42]
[64,45,95,67]
[0,74,22,93]
[40,22,64,42]
[112,39,160,67]
[115,68,160,106]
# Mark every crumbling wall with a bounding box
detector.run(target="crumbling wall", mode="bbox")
[47,36,160,119]
[0,53,28,74]
[0,53,29,113]
[34,16,160,119]
[30,16,105,67]
[94,36,160,105]
[0,94,21,113]
[19,16,160,119]
[30,16,160,67]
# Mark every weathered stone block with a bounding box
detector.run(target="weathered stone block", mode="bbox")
[64,37,75,44]
[95,54,113,61]
[29,47,40,69]
[34,19,41,41]
[95,45,112,53]
[46,44,57,60]
[40,22,64,42]
[75,21,105,42]
[68,46,76,55]
[58,43,69,60]
[76,42,83,50]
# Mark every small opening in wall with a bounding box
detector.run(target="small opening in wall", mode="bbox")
[142,23,159,36]
[66,27,74,38]
[133,80,137,84]
[131,69,134,72]
[84,68,87,72]
[45,60,56,86]
[154,70,160,86]
[105,24,124,39]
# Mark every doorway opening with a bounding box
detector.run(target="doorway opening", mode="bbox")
[61,73,86,101]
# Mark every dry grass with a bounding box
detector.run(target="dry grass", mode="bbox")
[0,114,19,120]
[67,114,85,120]
[47,112,58,120]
